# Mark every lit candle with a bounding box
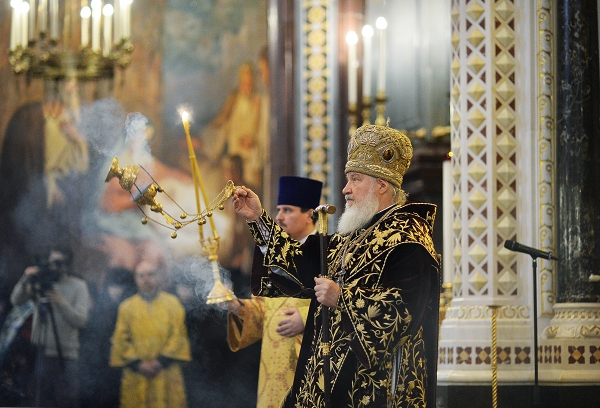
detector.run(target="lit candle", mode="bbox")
[180,110,206,241]
[113,0,121,42]
[50,0,58,39]
[346,30,358,106]
[10,0,21,50]
[20,1,29,48]
[124,0,132,39]
[91,0,102,52]
[362,24,373,100]
[181,112,195,159]
[28,0,36,41]
[80,6,91,47]
[38,0,47,34]
[376,17,387,95]
[103,4,113,56]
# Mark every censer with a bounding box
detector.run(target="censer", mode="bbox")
[105,111,237,304]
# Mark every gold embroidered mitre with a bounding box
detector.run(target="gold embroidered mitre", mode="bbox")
[345,124,413,187]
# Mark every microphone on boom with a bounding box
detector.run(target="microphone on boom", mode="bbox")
[504,240,558,261]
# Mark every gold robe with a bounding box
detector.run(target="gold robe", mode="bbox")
[110,292,192,408]
[227,296,310,408]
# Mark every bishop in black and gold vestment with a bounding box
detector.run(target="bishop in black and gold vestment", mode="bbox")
[232,124,441,408]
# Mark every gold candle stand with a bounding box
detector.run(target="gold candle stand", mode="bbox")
[181,113,236,304]
[361,97,372,126]
[374,92,387,126]
[348,103,358,136]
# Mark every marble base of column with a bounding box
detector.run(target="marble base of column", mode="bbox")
[539,302,600,383]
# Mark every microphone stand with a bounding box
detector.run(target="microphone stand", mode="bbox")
[504,240,557,407]
[529,254,557,407]
[530,257,539,408]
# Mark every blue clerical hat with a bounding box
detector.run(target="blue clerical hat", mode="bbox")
[277,176,323,209]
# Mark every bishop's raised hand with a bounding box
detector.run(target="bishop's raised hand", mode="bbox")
[232,186,263,222]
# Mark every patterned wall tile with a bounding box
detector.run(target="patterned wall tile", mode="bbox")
[300,1,332,201]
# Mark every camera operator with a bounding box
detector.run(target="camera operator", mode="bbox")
[10,247,91,408]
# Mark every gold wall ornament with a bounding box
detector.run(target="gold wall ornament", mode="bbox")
[8,0,134,80]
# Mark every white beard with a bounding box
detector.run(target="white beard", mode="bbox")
[336,185,380,235]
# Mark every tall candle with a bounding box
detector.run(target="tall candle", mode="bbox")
[124,0,131,39]
[362,24,373,100]
[102,4,113,55]
[20,1,29,47]
[80,6,90,47]
[91,0,102,52]
[376,17,387,95]
[113,0,120,42]
[346,30,358,106]
[28,0,36,41]
[181,110,208,241]
[50,0,58,39]
[38,0,47,33]
[10,0,21,50]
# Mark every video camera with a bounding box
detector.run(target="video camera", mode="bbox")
[28,256,62,296]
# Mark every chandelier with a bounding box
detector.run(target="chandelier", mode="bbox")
[8,0,134,80]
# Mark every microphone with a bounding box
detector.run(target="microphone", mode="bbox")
[504,240,558,261]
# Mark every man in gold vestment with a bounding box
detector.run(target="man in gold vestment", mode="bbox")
[110,261,191,408]
[226,176,323,408]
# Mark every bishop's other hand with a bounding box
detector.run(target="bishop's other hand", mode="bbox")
[314,277,340,308]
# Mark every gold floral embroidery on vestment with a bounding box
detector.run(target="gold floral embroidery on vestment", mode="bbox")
[249,203,439,407]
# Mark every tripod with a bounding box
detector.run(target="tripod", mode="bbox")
[34,295,65,408]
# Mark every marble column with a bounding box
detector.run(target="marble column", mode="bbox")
[555,0,600,304]
[539,0,600,386]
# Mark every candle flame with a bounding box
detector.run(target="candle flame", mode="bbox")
[376,17,387,30]
[362,25,373,38]
[177,105,194,123]
[103,4,114,16]
[81,6,91,18]
[346,30,358,45]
